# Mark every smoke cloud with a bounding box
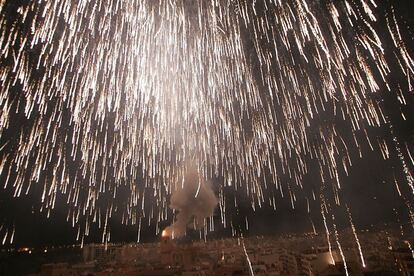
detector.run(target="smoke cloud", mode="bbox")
[164,166,218,238]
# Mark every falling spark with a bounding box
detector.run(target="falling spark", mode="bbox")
[240,236,254,276]
[346,206,366,268]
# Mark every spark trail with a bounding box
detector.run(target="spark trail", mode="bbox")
[0,0,413,264]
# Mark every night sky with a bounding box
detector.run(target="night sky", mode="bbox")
[0,0,414,248]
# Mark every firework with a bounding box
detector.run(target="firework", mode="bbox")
[0,1,413,271]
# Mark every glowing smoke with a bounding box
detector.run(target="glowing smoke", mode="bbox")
[164,166,218,238]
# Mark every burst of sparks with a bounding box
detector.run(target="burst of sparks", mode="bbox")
[0,1,414,270]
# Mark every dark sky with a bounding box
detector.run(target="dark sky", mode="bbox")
[0,0,414,248]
